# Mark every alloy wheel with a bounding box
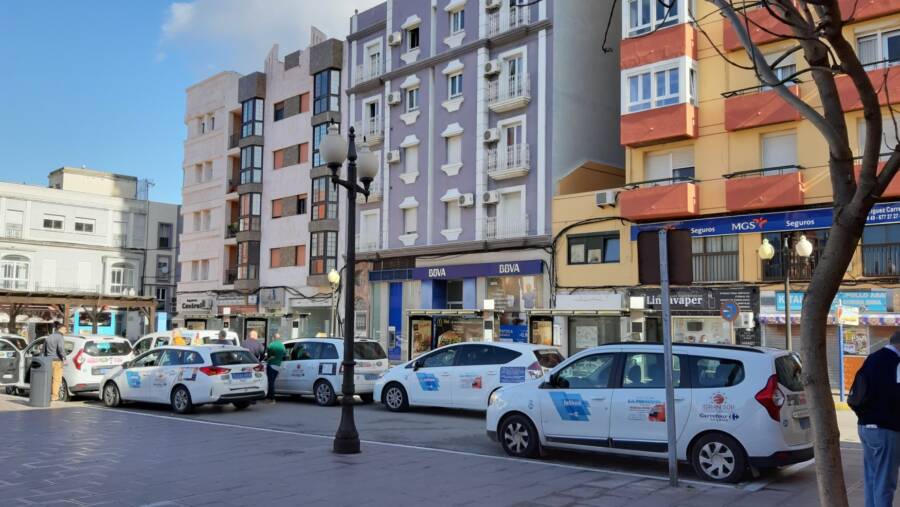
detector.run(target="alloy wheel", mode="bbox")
[503,421,530,454]
[385,387,403,409]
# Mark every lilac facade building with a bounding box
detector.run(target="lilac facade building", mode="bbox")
[346,0,622,360]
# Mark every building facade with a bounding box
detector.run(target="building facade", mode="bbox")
[347,0,623,361]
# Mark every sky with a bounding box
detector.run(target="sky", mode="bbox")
[0,0,380,204]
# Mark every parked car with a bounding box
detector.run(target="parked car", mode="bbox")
[375,342,564,412]
[0,335,26,393]
[486,342,812,483]
[99,346,266,413]
[132,329,240,355]
[0,334,133,401]
[275,338,389,406]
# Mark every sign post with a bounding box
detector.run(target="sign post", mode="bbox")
[658,229,678,487]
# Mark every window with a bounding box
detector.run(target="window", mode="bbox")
[109,262,136,294]
[312,123,336,167]
[407,26,420,51]
[74,219,94,233]
[567,317,621,353]
[862,224,900,276]
[237,241,260,280]
[313,69,341,115]
[762,54,797,90]
[241,98,263,137]
[692,235,739,282]
[133,350,162,368]
[857,117,898,159]
[450,9,465,34]
[311,177,338,220]
[200,259,209,281]
[421,347,457,368]
[298,195,307,215]
[192,212,201,232]
[210,116,215,131]
[449,73,463,98]
[239,193,261,232]
[645,147,694,183]
[556,354,616,389]
[857,29,900,69]
[298,142,309,164]
[272,198,283,219]
[201,210,211,231]
[621,353,682,388]
[0,255,29,290]
[273,101,285,121]
[692,357,745,388]
[568,233,620,264]
[158,223,172,249]
[404,207,418,234]
[155,287,168,306]
[624,0,682,37]
[446,279,464,309]
[761,132,797,170]
[43,215,63,230]
[762,230,829,281]
[624,59,695,113]
[191,260,199,281]
[445,200,461,230]
[200,120,205,134]
[299,93,310,113]
[406,87,420,112]
[405,145,419,175]
[274,148,285,169]
[157,256,171,279]
[455,344,519,366]
[270,246,298,268]
[309,231,337,275]
[446,136,462,165]
[240,145,263,184]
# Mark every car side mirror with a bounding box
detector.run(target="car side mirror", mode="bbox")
[412,359,423,371]
[121,362,131,370]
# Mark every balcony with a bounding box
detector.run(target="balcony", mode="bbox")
[356,234,380,253]
[4,224,22,239]
[486,144,530,180]
[486,6,531,37]
[225,222,238,239]
[357,177,383,203]
[485,213,530,240]
[620,103,698,147]
[354,116,383,146]
[723,6,791,51]
[618,178,699,221]
[223,268,237,286]
[621,23,696,70]
[863,243,900,277]
[838,0,900,23]
[228,132,240,150]
[355,59,384,86]
[836,64,900,113]
[724,167,805,212]
[487,74,531,113]
[723,83,802,131]
[853,157,900,198]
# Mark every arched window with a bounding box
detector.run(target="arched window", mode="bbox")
[1,255,29,290]
[109,262,136,294]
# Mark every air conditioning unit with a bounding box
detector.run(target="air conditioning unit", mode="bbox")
[387,31,402,46]
[386,91,402,105]
[484,60,501,76]
[458,193,475,207]
[483,128,500,143]
[737,312,756,329]
[386,149,401,164]
[486,0,503,9]
[482,190,500,204]
[595,189,618,207]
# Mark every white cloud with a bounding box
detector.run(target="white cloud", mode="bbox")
[159,0,382,73]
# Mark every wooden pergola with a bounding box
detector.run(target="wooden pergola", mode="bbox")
[0,290,158,335]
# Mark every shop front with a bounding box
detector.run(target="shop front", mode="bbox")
[406,309,499,360]
[176,295,216,330]
[528,291,627,356]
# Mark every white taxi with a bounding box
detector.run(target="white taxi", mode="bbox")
[486,343,813,483]
[99,346,266,413]
[375,342,564,412]
[275,338,389,406]
[132,329,240,355]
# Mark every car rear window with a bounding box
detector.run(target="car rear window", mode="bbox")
[84,341,132,356]
[533,349,564,368]
[775,353,804,392]
[211,350,258,366]
[354,342,387,360]
[692,357,745,388]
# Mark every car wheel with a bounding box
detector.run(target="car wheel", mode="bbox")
[170,385,194,414]
[58,379,71,402]
[691,433,748,483]
[314,380,337,406]
[4,386,14,395]
[232,401,251,410]
[102,382,121,408]
[382,383,408,412]
[499,414,540,458]
[359,393,375,404]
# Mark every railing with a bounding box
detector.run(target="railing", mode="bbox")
[33,284,102,293]
[223,268,238,285]
[487,73,531,106]
[861,58,898,71]
[355,59,384,85]
[355,234,380,253]
[486,144,530,177]
[723,165,803,178]
[0,279,29,290]
[862,244,900,277]
[721,79,802,98]
[225,222,239,239]
[485,213,529,240]
[112,234,127,247]
[625,175,697,188]
[4,224,22,239]
[358,178,383,203]
[486,6,531,37]
[228,132,240,149]
[354,116,383,142]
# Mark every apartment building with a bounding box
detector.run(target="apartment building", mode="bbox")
[346,0,623,360]
[177,31,347,339]
[547,0,900,388]
[0,167,179,338]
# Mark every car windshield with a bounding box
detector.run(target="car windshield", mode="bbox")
[211,350,258,366]
[354,342,387,360]
[83,341,132,356]
[6,338,26,350]
[533,349,564,368]
[775,353,804,392]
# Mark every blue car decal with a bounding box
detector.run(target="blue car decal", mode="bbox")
[549,392,591,422]
[416,372,440,391]
[125,371,141,388]
[499,366,526,384]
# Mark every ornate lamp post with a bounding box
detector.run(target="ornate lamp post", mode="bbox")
[758,234,813,351]
[319,124,378,454]
[327,268,341,335]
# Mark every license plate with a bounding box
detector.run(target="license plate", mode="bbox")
[799,417,811,430]
[364,374,380,380]
[231,372,251,380]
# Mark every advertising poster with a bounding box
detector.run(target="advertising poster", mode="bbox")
[842,327,869,355]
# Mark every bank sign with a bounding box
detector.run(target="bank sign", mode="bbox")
[630,201,900,240]
[775,291,889,312]
[412,260,543,280]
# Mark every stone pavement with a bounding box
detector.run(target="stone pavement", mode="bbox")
[0,401,891,507]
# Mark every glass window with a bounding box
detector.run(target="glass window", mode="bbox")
[43,215,64,230]
[762,230,828,281]
[309,231,337,275]
[74,220,94,233]
[318,343,338,359]
[404,207,418,234]
[692,357,745,388]
[857,29,900,69]
[240,145,263,184]
[421,347,457,368]
[626,0,682,37]
[862,223,900,276]
[455,344,521,366]
[211,350,258,366]
[237,241,260,280]
[159,349,184,366]
[298,196,307,215]
[311,177,338,221]
[312,123,336,167]
[762,132,797,169]
[109,263,136,294]
[314,70,341,115]
[273,101,285,121]
[354,342,387,360]
[133,338,152,355]
[692,235,739,282]
[241,98,263,137]
[567,316,621,354]
[556,354,616,389]
[857,117,898,159]
[184,351,203,365]
[291,342,316,360]
[407,26,420,51]
[450,9,465,33]
[406,87,420,112]
[775,353,804,392]
[449,73,463,98]
[621,353,681,388]
[567,233,620,264]
[132,350,162,368]
[158,223,172,249]
[645,147,694,183]
[625,60,692,112]
[239,193,261,232]
[0,255,29,290]
[84,341,132,356]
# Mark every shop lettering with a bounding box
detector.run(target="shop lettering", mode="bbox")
[428,268,447,278]
[498,263,521,274]
[786,219,815,228]
[646,295,705,307]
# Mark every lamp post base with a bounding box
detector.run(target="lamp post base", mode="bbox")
[333,399,361,454]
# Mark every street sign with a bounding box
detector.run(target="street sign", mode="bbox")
[836,305,860,326]
[720,301,739,322]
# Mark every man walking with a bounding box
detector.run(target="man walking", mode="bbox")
[264,333,286,403]
[243,329,264,362]
[45,325,68,402]
[850,331,900,507]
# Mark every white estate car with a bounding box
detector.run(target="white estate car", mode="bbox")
[486,343,812,483]
[99,346,266,413]
[275,338,389,406]
[375,342,564,412]
[132,329,240,355]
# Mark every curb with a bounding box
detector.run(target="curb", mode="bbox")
[834,401,850,411]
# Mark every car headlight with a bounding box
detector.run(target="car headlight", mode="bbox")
[489,391,500,406]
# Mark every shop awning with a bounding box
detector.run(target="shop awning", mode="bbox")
[406,309,489,316]
[527,309,625,317]
[758,313,900,326]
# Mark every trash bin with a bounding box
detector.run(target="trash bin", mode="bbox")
[28,357,54,408]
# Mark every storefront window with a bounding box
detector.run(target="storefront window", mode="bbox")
[487,275,541,342]
[434,316,485,348]
[530,316,554,346]
[568,316,621,354]
[672,316,732,344]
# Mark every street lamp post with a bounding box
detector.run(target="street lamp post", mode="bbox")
[328,268,341,335]
[758,234,813,351]
[320,124,378,454]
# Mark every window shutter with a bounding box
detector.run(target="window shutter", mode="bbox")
[299,143,309,164]
[282,196,298,216]
[299,93,310,113]
[272,199,283,218]
[270,248,280,268]
[274,149,285,169]
[296,245,306,266]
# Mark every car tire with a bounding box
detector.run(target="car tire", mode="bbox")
[314,380,337,406]
[232,401,251,410]
[170,385,194,414]
[58,379,71,402]
[499,414,540,459]
[4,386,14,395]
[382,383,409,412]
[359,393,375,404]
[691,433,748,483]
[102,382,121,408]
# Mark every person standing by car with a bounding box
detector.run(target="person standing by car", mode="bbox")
[243,330,264,362]
[264,334,286,403]
[171,329,187,346]
[850,331,900,507]
[213,329,230,345]
[44,325,68,401]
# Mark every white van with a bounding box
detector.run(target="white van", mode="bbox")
[133,329,240,355]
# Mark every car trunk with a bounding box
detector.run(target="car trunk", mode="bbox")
[775,353,812,447]
[353,342,388,380]
[83,341,132,377]
[210,350,264,387]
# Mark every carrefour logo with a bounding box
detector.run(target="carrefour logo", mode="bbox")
[731,217,768,232]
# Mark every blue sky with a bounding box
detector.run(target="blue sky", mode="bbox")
[0,1,379,204]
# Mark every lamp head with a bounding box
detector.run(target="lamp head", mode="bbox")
[356,144,379,188]
[327,268,341,286]
[795,234,814,258]
[320,123,347,174]
[758,238,776,260]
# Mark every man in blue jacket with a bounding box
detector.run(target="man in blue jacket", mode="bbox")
[851,331,900,507]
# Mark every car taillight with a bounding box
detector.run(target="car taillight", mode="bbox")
[755,374,785,421]
[253,364,264,372]
[527,361,543,379]
[339,364,345,374]
[73,350,85,370]
[199,366,229,376]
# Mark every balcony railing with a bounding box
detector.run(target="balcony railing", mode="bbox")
[354,116,384,144]
[357,177,383,203]
[4,224,22,239]
[486,144,530,180]
[355,59,384,85]
[863,244,900,277]
[487,74,531,112]
[486,6,531,37]
[223,268,238,285]
[228,132,240,149]
[0,279,29,291]
[723,165,803,178]
[225,222,238,239]
[356,234,381,253]
[485,213,529,240]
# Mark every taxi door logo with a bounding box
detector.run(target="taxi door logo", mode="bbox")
[125,371,141,388]
[549,392,591,422]
[416,372,440,391]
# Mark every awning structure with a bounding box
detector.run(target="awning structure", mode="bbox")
[527,309,626,317]
[0,289,158,333]
[406,309,494,316]
[758,313,900,326]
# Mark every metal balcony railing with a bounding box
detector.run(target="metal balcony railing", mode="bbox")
[486,6,531,37]
[223,268,238,285]
[4,224,22,239]
[487,74,531,106]
[485,213,529,240]
[486,144,530,178]
[225,222,239,239]
[355,234,380,253]
[862,244,900,277]
[355,59,384,85]
[357,177,383,203]
[228,132,240,149]
[354,116,383,143]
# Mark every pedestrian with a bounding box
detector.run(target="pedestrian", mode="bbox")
[171,329,187,346]
[45,324,68,402]
[849,331,900,507]
[264,333,286,403]
[213,329,230,345]
[243,329,264,362]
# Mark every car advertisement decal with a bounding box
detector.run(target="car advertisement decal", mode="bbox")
[416,372,440,391]
[499,367,526,384]
[290,364,305,377]
[458,373,483,389]
[549,392,591,422]
[699,392,739,423]
[152,371,168,387]
[626,397,666,422]
[177,368,197,382]
[125,371,141,388]
[319,363,336,375]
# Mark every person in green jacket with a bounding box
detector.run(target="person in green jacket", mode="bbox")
[265,333,286,403]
